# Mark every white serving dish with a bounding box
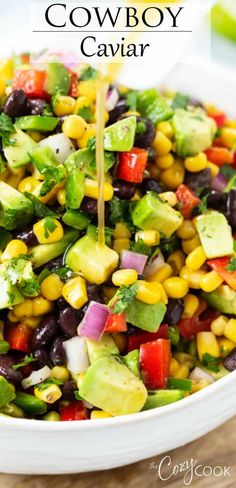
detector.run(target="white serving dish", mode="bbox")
[1,58,236,475]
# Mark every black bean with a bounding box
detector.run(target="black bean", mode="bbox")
[33,349,51,368]
[80,197,98,216]
[56,297,69,310]
[46,256,64,271]
[141,178,164,194]
[147,147,156,164]
[113,179,136,200]
[31,315,58,350]
[0,355,23,384]
[50,336,66,366]
[15,227,38,247]
[59,307,79,338]
[3,89,28,118]
[87,284,104,303]
[184,168,212,191]
[207,190,226,210]
[61,381,77,401]
[134,117,155,148]
[226,190,236,229]
[26,98,46,116]
[224,348,236,371]
[164,299,184,326]
[108,98,128,124]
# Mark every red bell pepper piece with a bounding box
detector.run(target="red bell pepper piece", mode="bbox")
[116,147,148,183]
[68,72,78,97]
[59,401,88,421]
[178,300,219,340]
[139,338,171,389]
[175,184,200,219]
[207,111,227,129]
[208,257,236,291]
[205,147,233,166]
[127,324,168,352]
[13,69,49,100]
[105,312,127,333]
[5,323,32,353]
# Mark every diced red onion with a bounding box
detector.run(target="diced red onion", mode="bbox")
[106,88,119,112]
[78,301,110,342]
[211,174,227,192]
[189,367,215,383]
[144,252,165,278]
[63,336,89,373]
[120,250,148,275]
[21,366,52,390]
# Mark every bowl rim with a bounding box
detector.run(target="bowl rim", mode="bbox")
[1,369,236,431]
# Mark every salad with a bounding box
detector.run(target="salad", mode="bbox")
[0,55,236,421]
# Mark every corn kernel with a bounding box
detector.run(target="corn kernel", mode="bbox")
[200,271,224,293]
[174,364,189,379]
[224,319,236,343]
[226,120,236,129]
[174,352,195,369]
[34,384,62,404]
[220,128,236,149]
[13,299,33,319]
[197,331,220,361]
[131,190,142,201]
[186,245,207,271]
[211,315,228,336]
[26,130,44,143]
[23,316,42,329]
[54,96,76,116]
[152,131,172,156]
[0,59,14,81]
[159,159,185,190]
[156,154,174,170]
[32,297,54,317]
[77,373,85,389]
[167,250,185,275]
[41,274,64,301]
[1,240,28,262]
[18,176,39,194]
[136,280,163,304]
[218,337,236,358]
[33,218,64,244]
[180,266,205,289]
[177,220,197,240]
[135,230,160,247]
[0,78,6,97]
[184,153,208,172]
[7,168,26,189]
[169,358,180,377]
[182,235,201,254]
[183,294,199,318]
[91,410,113,419]
[112,269,138,287]
[113,238,130,253]
[62,276,88,309]
[217,284,236,301]
[147,264,173,283]
[207,162,219,177]
[42,411,60,421]
[57,188,66,206]
[157,121,174,140]
[112,333,126,353]
[158,191,177,207]
[62,114,88,140]
[73,96,91,114]
[147,163,160,180]
[7,311,19,323]
[113,222,131,239]
[191,379,211,393]
[78,80,97,102]
[163,277,189,299]
[51,366,69,383]
[84,179,114,201]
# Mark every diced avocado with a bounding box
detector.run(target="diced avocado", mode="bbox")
[3,128,37,168]
[13,392,47,415]
[45,62,70,96]
[196,211,234,259]
[0,264,24,309]
[0,229,12,250]
[0,181,34,230]
[62,210,90,230]
[64,148,116,178]
[126,298,166,332]
[202,285,236,315]
[137,89,173,125]
[30,228,79,269]
[142,389,184,411]
[0,402,24,418]
[172,109,217,157]
[131,192,183,238]
[86,334,119,364]
[15,116,59,132]
[123,349,141,378]
[30,146,59,168]
[66,168,85,209]
[80,356,147,416]
[0,376,16,408]
[66,235,119,285]
[104,116,136,152]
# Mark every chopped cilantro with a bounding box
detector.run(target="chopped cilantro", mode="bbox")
[54,267,72,280]
[126,90,138,111]
[0,229,12,250]
[197,193,209,214]
[80,66,98,81]
[0,113,16,145]
[160,235,181,257]
[24,193,57,219]
[130,238,152,257]
[13,354,37,370]
[172,93,189,110]
[5,257,40,297]
[202,353,220,372]
[0,155,6,174]
[220,164,236,180]
[226,256,236,272]
[87,136,96,151]
[233,240,236,252]
[76,106,94,122]
[37,378,64,391]
[109,282,138,315]
[109,197,133,229]
[42,103,53,116]
[7,292,15,305]
[39,165,66,197]
[43,217,57,238]
[136,120,146,134]
[225,174,236,192]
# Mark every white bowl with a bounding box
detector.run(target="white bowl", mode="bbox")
[1,58,236,475]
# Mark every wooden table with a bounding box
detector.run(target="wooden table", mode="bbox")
[0,417,235,488]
